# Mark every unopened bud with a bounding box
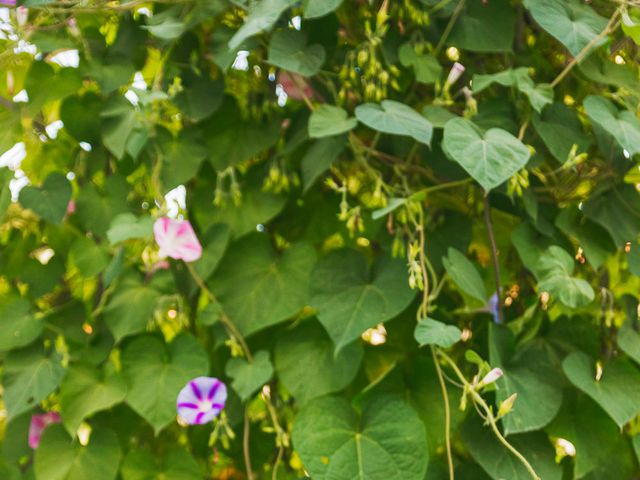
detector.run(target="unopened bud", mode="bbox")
[497,393,517,417]
[556,438,576,457]
[445,62,465,86]
[480,368,503,386]
[16,6,28,27]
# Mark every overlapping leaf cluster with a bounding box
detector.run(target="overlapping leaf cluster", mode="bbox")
[1,0,640,479]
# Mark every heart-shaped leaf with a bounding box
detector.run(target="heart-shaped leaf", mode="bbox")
[398,44,442,84]
[292,395,428,480]
[310,249,415,352]
[308,105,357,138]
[536,246,595,308]
[355,100,433,145]
[34,425,121,480]
[449,0,515,53]
[524,0,608,56]
[0,297,41,352]
[121,334,208,433]
[275,320,363,404]
[442,117,531,191]
[106,213,154,245]
[120,449,202,480]
[268,29,326,76]
[225,350,274,400]
[59,363,127,433]
[19,172,71,224]
[302,135,347,192]
[473,68,553,113]
[303,0,342,18]
[532,103,591,163]
[442,247,487,303]
[562,351,640,428]
[69,237,110,278]
[584,95,640,156]
[229,0,296,49]
[103,280,160,342]
[414,318,461,348]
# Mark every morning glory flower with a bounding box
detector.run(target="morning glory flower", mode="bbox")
[29,412,61,449]
[153,217,202,263]
[445,62,465,86]
[176,377,227,425]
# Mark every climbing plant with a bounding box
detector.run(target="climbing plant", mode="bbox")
[1,0,640,479]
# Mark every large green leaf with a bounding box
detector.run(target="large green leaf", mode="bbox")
[292,395,428,480]
[34,425,121,480]
[618,324,640,365]
[562,351,640,428]
[225,350,273,401]
[4,345,65,420]
[532,103,591,163]
[355,100,433,145]
[523,0,608,56]
[398,44,442,85]
[301,135,347,192]
[121,334,209,433]
[69,236,110,278]
[442,247,487,303]
[20,173,72,224]
[59,363,127,433]
[583,95,640,156]
[100,96,147,160]
[229,0,297,49]
[209,236,315,336]
[59,93,102,144]
[0,296,42,352]
[582,186,640,247]
[414,318,461,348]
[461,417,562,480]
[106,213,154,245]
[268,29,326,76]
[103,281,160,342]
[303,0,342,18]
[308,105,357,138]
[310,249,415,352]
[442,117,531,191]
[449,0,515,52]
[274,320,363,404]
[536,246,595,308]
[489,324,563,435]
[473,68,553,113]
[120,449,202,480]
[192,223,231,280]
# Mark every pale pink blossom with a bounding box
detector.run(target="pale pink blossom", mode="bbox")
[16,6,28,26]
[278,72,315,101]
[29,412,61,449]
[446,62,465,86]
[153,217,202,263]
[66,200,76,215]
[480,368,503,386]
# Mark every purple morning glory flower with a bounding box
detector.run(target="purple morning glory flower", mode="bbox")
[176,377,227,425]
[488,292,500,323]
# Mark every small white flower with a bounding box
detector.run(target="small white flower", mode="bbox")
[480,368,503,386]
[446,62,465,86]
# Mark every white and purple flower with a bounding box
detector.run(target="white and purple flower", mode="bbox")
[176,377,227,425]
[153,217,202,263]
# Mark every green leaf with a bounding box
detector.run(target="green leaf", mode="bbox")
[582,186,640,247]
[562,351,640,428]
[229,0,297,49]
[442,117,531,191]
[398,44,442,85]
[489,324,563,434]
[473,68,553,113]
[4,345,65,420]
[622,9,640,45]
[225,350,274,400]
[69,237,110,278]
[555,207,612,269]
[274,320,363,404]
[60,93,102,144]
[303,0,342,18]
[20,173,72,224]
[450,0,515,52]
[532,103,591,163]
[121,334,209,433]
[157,128,209,189]
[308,105,358,138]
[442,247,487,303]
[292,395,428,480]
[192,224,231,280]
[618,324,640,365]
[100,96,147,160]
[103,281,160,342]
[120,449,202,480]
[209,236,315,336]
[34,425,121,480]
[75,177,130,238]
[142,17,185,40]
[523,0,608,56]
[173,75,224,122]
[302,135,346,192]
[584,95,640,156]
[414,318,461,348]
[421,106,456,128]
[310,249,415,352]
[355,100,433,145]
[461,416,562,480]
[0,297,42,352]
[59,363,127,433]
[371,198,407,220]
[268,29,326,76]
[106,213,154,245]
[536,246,595,308]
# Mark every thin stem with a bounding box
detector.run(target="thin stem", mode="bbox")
[434,0,466,56]
[185,262,253,362]
[417,208,430,318]
[431,347,455,480]
[411,178,472,201]
[550,9,621,88]
[243,407,255,480]
[272,446,284,480]
[483,195,503,323]
[437,350,541,480]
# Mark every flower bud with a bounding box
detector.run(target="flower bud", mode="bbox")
[16,6,28,27]
[445,62,465,86]
[480,368,503,386]
[497,393,517,417]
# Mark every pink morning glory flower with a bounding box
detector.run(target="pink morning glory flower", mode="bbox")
[176,377,227,425]
[153,217,202,263]
[445,62,465,86]
[29,412,61,449]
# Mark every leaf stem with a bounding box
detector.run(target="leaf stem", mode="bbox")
[434,0,466,56]
[483,194,503,323]
[431,347,455,480]
[244,406,255,480]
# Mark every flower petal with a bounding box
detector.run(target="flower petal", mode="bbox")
[153,217,202,262]
[28,412,61,449]
[176,377,227,425]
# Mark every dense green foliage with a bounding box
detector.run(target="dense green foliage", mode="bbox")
[1,0,640,479]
